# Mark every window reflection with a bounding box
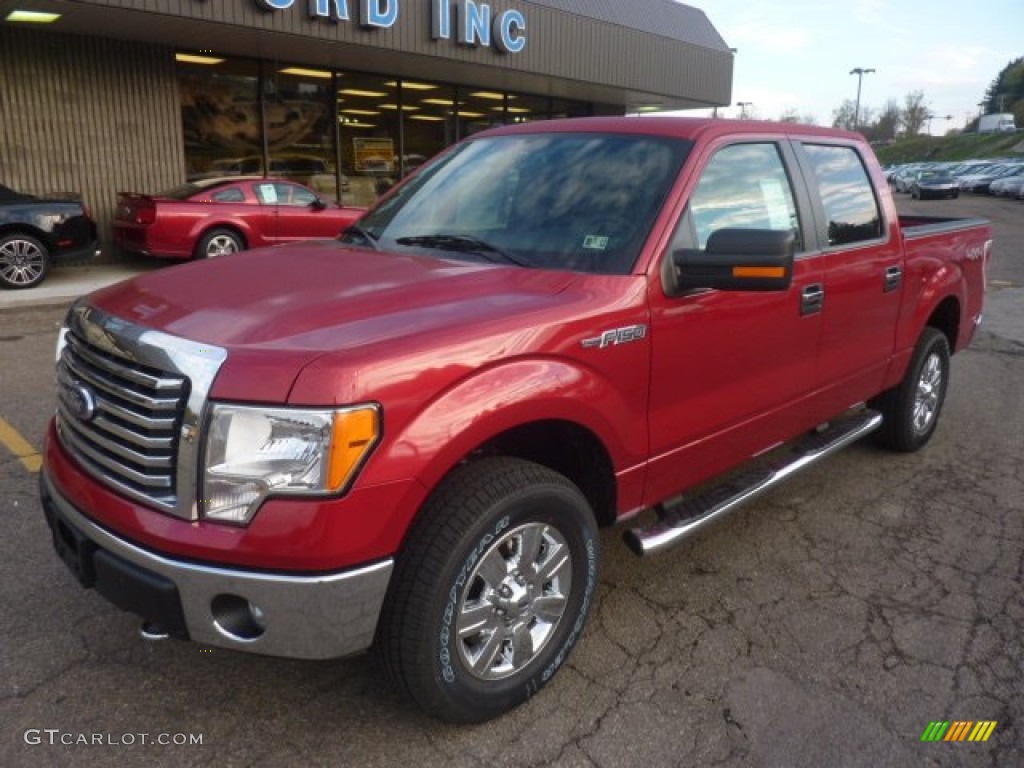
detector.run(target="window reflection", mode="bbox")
[802,144,882,246]
[179,58,260,182]
[683,143,802,251]
[360,134,690,275]
[402,81,457,178]
[266,67,336,199]
[334,72,401,206]
[176,55,609,208]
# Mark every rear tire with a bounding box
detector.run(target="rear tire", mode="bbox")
[0,233,51,289]
[377,457,600,723]
[870,327,950,452]
[195,228,244,259]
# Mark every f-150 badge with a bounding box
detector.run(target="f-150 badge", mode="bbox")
[581,324,648,349]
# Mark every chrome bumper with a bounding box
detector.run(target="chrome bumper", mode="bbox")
[42,471,393,660]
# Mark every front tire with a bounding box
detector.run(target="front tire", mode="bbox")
[870,327,950,452]
[0,233,51,289]
[377,457,600,723]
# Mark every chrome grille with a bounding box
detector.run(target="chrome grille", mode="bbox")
[57,330,189,508]
[55,302,228,521]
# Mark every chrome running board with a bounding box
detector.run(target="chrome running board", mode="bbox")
[624,409,883,556]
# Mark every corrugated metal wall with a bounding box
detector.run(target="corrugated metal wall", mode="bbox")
[0,28,183,256]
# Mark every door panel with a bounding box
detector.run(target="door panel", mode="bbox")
[797,143,902,404]
[645,140,825,505]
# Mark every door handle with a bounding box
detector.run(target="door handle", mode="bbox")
[884,266,902,292]
[801,284,824,316]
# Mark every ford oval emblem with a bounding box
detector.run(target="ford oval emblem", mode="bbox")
[63,382,98,422]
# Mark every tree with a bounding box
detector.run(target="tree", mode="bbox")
[981,56,1024,127]
[831,99,858,131]
[866,99,901,142]
[901,90,929,136]
[778,108,817,125]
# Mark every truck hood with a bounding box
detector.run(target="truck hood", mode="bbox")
[88,241,580,400]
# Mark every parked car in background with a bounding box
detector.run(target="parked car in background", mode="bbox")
[891,167,920,193]
[910,171,959,200]
[960,163,1024,194]
[113,177,365,260]
[955,163,1003,191]
[0,183,99,289]
[991,173,1024,199]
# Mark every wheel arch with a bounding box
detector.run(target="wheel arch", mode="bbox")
[359,358,646,534]
[469,420,618,528]
[0,223,53,249]
[925,295,960,354]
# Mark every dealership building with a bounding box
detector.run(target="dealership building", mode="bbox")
[0,0,733,246]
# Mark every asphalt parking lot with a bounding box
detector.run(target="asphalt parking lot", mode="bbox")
[1,193,1022,767]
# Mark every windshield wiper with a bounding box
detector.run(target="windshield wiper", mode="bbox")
[394,234,532,267]
[341,223,381,251]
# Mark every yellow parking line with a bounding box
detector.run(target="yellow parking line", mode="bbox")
[0,416,42,473]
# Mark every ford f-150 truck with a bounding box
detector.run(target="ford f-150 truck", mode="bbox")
[40,117,991,723]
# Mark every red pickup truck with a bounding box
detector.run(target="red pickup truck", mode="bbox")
[41,118,990,723]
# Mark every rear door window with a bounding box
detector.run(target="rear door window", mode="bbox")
[801,144,883,246]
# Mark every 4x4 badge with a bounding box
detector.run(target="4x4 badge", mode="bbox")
[581,324,648,349]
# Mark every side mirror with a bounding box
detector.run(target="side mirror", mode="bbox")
[670,228,795,293]
[311,198,327,210]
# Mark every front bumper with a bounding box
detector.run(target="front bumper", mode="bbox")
[40,469,394,660]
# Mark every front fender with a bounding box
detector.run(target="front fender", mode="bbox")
[363,357,648,495]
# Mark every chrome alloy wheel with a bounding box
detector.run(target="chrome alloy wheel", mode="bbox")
[0,237,46,286]
[455,522,572,681]
[913,351,944,434]
[205,234,240,257]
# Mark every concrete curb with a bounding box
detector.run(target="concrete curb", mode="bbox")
[0,262,165,312]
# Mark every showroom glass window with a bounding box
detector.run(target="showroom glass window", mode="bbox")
[505,92,550,124]
[265,65,337,200]
[177,57,260,183]
[336,72,402,207]
[399,80,457,179]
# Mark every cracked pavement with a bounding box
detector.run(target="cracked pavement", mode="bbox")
[1,195,1021,767]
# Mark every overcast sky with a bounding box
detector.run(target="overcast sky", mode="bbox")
[679,0,1022,133]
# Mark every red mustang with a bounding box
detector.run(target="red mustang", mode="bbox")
[113,177,365,260]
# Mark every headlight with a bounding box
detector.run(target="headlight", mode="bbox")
[202,403,380,524]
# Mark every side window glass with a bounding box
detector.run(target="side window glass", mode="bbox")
[671,143,802,253]
[283,184,317,207]
[802,144,882,246]
[255,183,278,205]
[211,187,245,203]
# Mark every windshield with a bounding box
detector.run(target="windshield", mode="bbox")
[354,132,691,275]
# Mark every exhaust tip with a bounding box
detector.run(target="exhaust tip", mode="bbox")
[139,620,170,641]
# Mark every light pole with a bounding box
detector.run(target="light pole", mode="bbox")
[736,101,753,119]
[849,67,875,130]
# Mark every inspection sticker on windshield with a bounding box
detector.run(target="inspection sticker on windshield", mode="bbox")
[583,235,609,250]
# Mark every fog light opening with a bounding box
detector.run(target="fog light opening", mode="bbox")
[211,594,267,641]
